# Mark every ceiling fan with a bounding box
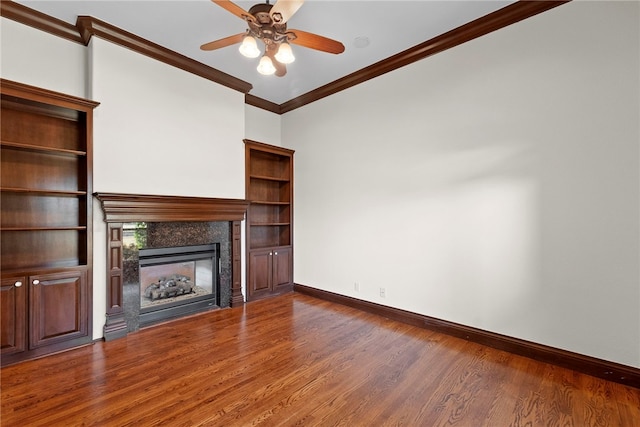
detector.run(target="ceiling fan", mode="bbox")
[200,0,345,77]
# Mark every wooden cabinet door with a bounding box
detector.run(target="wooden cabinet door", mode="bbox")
[29,270,88,349]
[248,247,293,301]
[248,249,273,300]
[272,247,292,291]
[1,276,27,356]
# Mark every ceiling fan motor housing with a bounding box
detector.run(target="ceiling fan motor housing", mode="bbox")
[247,3,289,45]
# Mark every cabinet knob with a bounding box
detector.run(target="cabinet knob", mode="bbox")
[32,279,40,285]
[14,281,23,287]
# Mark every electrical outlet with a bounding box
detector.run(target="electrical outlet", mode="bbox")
[379,287,386,298]
[354,282,360,292]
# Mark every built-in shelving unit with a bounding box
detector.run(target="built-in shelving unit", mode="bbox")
[244,140,294,301]
[0,79,98,366]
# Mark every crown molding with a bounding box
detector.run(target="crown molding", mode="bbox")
[75,16,252,94]
[1,1,252,95]
[245,94,282,114]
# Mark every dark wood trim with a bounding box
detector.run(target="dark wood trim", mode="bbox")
[278,0,570,114]
[103,223,127,341]
[0,0,83,44]
[243,139,295,156]
[294,283,640,390]
[245,94,282,115]
[94,192,249,224]
[84,84,95,346]
[75,16,252,94]
[230,221,244,307]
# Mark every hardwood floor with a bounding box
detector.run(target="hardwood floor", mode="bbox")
[2,292,639,426]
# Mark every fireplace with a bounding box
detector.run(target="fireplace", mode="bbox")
[138,243,220,326]
[119,220,232,330]
[139,244,219,308]
[95,193,249,341]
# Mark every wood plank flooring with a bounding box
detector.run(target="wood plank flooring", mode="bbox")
[2,292,639,426]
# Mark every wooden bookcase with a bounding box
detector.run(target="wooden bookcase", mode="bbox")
[244,140,294,301]
[0,79,98,366]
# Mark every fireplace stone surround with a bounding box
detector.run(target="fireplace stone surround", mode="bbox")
[125,224,225,331]
[95,193,249,341]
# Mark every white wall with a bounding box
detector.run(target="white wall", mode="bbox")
[283,1,640,367]
[90,38,245,199]
[244,104,281,146]
[0,18,86,97]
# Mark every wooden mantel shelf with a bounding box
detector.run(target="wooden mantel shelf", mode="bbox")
[94,192,249,223]
[93,192,249,341]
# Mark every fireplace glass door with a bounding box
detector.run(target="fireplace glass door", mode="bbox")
[139,244,219,312]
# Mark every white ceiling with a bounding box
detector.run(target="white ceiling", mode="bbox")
[16,0,514,105]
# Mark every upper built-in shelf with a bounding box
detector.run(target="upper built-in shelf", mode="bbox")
[1,140,87,157]
[1,226,87,232]
[251,200,290,206]
[1,187,87,196]
[249,174,290,182]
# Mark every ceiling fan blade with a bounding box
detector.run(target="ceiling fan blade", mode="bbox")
[211,0,254,21]
[287,29,345,54]
[200,33,245,51]
[270,0,304,24]
[266,47,287,77]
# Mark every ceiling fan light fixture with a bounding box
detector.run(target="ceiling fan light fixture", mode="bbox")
[274,42,295,64]
[239,35,260,58]
[204,0,345,78]
[257,55,276,75]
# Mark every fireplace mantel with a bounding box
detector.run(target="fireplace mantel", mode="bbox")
[95,192,249,223]
[94,192,249,340]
